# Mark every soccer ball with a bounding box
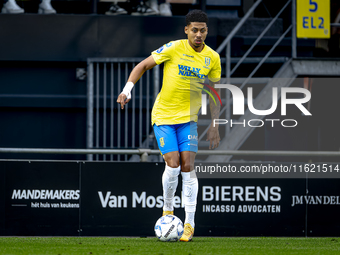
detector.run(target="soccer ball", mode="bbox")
[154,215,184,242]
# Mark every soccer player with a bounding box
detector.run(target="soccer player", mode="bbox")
[117,9,221,242]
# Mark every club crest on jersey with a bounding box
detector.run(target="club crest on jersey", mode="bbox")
[205,57,211,66]
[160,137,165,147]
[156,46,164,53]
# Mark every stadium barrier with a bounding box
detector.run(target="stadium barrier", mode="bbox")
[1,148,340,162]
[0,154,339,237]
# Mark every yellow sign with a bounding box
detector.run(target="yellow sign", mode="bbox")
[297,0,330,38]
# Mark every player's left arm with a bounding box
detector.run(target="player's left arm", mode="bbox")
[206,79,221,149]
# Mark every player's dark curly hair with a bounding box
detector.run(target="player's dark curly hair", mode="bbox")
[185,10,208,26]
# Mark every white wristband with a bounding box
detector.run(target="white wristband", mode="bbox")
[121,81,134,100]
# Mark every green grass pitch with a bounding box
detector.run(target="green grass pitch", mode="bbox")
[0,237,339,255]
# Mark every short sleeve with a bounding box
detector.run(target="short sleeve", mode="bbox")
[208,54,221,83]
[151,41,176,65]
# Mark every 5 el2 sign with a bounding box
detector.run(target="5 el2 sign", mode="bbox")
[297,0,330,38]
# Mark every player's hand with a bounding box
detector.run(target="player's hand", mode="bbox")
[206,125,220,149]
[117,93,131,110]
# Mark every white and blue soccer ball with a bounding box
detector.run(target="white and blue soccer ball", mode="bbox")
[154,215,184,242]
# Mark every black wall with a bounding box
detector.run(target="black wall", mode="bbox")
[1,160,340,236]
[0,14,218,61]
[0,60,87,160]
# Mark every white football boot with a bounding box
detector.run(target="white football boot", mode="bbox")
[159,3,172,16]
[148,0,159,15]
[1,0,24,14]
[38,0,56,14]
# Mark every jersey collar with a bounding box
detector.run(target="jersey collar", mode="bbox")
[186,39,206,54]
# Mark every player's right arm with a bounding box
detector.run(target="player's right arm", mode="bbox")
[206,79,221,149]
[206,53,222,149]
[117,55,157,109]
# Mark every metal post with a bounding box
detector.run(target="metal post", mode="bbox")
[91,0,97,14]
[125,63,128,161]
[86,62,94,161]
[226,41,231,82]
[117,63,121,161]
[226,90,231,136]
[226,42,231,136]
[139,75,143,147]
[146,71,150,150]
[95,63,100,161]
[110,63,114,161]
[292,0,297,58]
[132,63,136,149]
[103,63,107,161]
[1,147,340,157]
